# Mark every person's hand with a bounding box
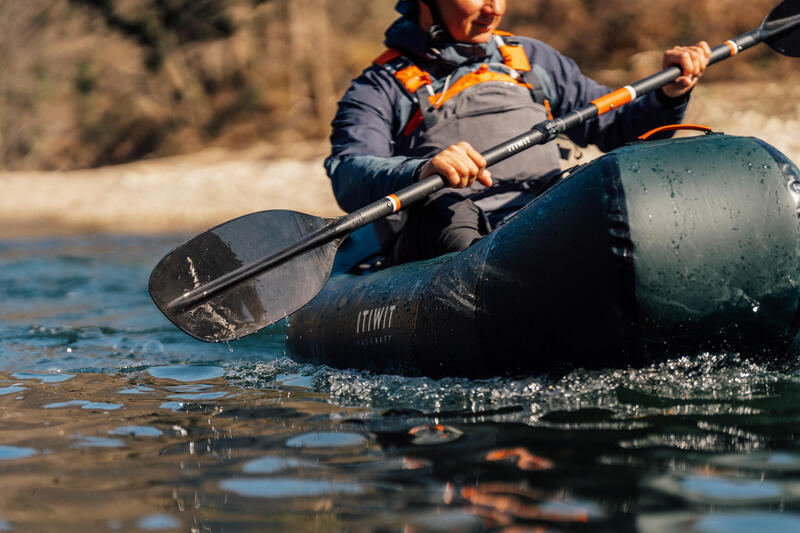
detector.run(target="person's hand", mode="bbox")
[418,142,493,188]
[661,41,711,98]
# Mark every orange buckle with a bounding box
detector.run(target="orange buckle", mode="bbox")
[395,65,431,94]
[498,44,531,71]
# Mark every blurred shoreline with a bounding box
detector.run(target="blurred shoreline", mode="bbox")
[2,80,800,239]
[0,140,341,239]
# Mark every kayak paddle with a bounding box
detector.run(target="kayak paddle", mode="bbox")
[150,0,800,342]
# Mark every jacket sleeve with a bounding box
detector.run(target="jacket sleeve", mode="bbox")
[524,39,689,152]
[325,67,428,213]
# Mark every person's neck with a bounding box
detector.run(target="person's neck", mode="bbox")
[417,2,433,33]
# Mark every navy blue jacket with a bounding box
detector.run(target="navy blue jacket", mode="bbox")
[326,15,689,213]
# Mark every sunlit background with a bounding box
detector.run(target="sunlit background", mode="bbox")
[1,0,795,171]
[2,3,800,531]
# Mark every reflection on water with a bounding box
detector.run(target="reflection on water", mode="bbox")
[220,478,366,498]
[0,235,800,530]
[149,365,226,381]
[108,425,163,437]
[1,359,799,531]
[0,445,37,460]
[137,514,182,531]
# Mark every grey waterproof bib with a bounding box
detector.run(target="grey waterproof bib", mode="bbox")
[375,36,562,240]
[381,36,562,221]
[407,76,560,217]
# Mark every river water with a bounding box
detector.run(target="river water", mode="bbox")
[2,234,800,532]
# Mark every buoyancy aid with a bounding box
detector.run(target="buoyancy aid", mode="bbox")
[373,32,562,223]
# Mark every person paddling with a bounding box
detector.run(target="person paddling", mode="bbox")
[325,0,711,265]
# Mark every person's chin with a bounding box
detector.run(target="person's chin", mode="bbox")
[466,30,493,43]
[469,22,495,42]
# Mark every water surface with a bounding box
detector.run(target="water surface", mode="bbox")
[1,235,799,531]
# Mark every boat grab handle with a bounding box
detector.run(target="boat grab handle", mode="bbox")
[638,124,714,141]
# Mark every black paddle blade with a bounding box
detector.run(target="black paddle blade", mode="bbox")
[149,210,338,342]
[765,0,800,57]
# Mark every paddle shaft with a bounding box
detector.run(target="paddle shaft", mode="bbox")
[335,12,800,234]
[166,12,800,314]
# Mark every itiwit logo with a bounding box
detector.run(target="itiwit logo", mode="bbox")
[356,305,397,334]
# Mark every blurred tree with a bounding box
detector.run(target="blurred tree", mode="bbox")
[288,0,336,135]
[68,0,234,69]
[0,0,796,171]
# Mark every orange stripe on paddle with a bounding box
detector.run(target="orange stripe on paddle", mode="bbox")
[387,194,401,212]
[591,86,637,115]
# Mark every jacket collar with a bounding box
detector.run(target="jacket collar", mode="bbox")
[394,0,418,18]
[384,16,494,74]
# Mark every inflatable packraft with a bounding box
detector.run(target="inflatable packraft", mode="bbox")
[287,134,800,377]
